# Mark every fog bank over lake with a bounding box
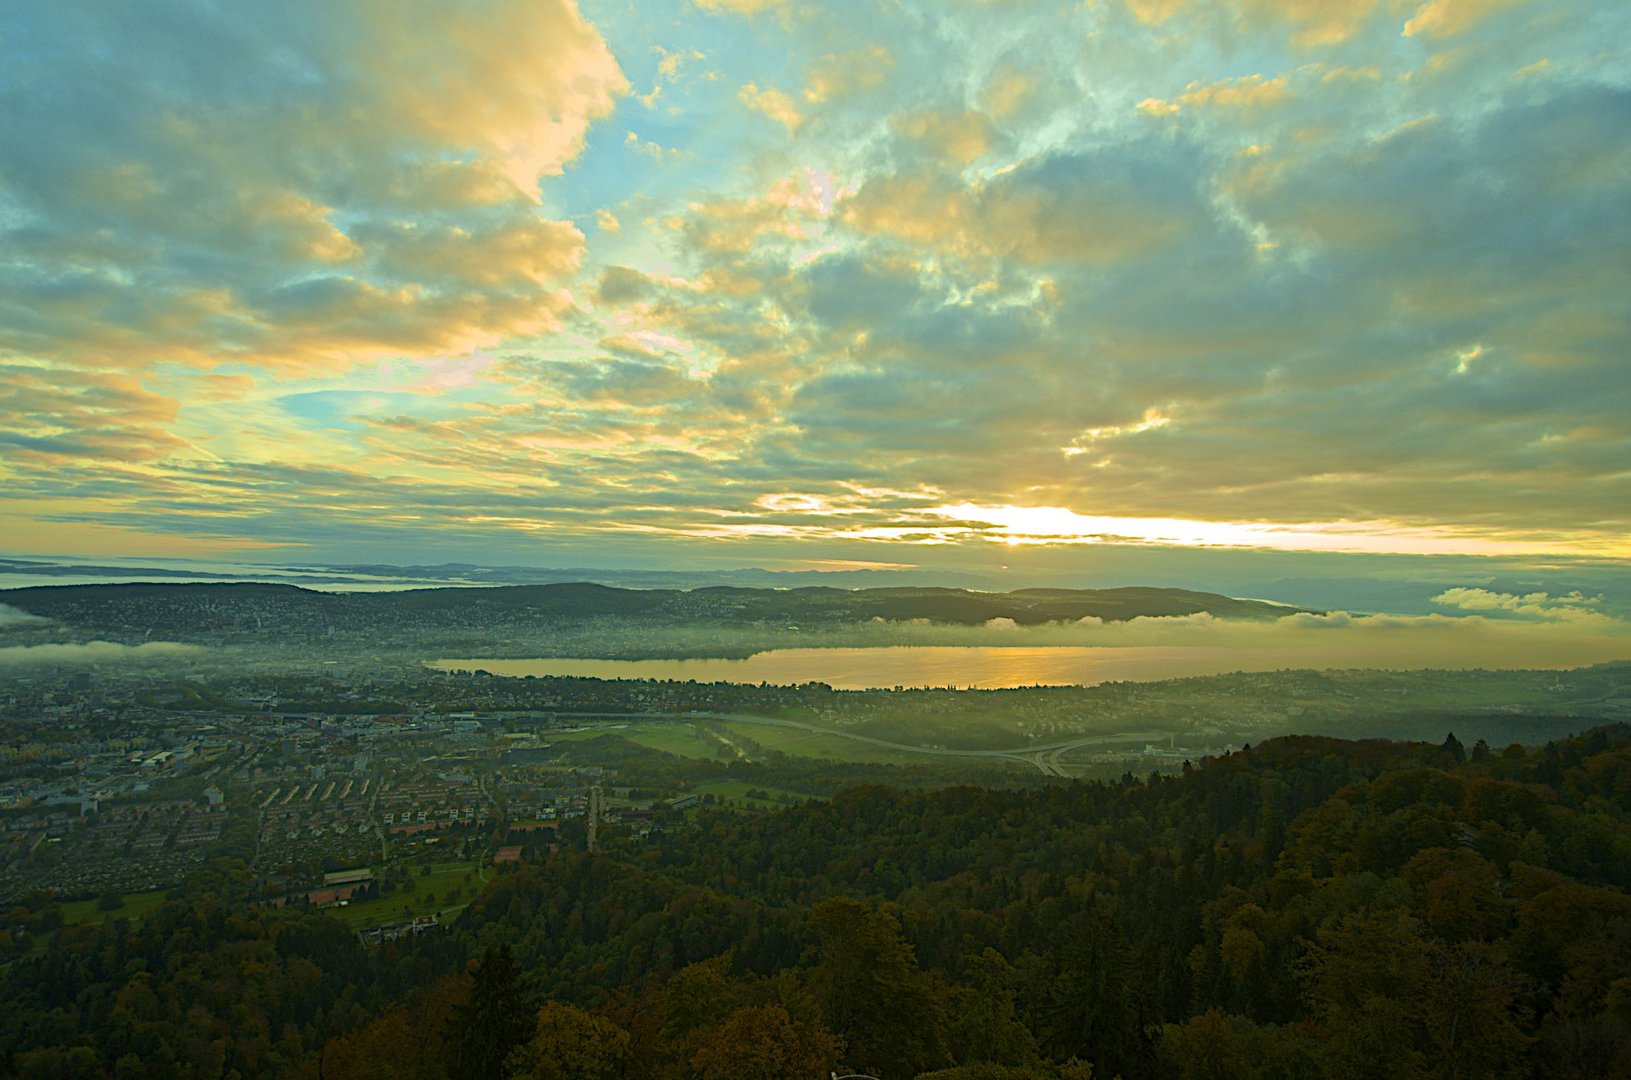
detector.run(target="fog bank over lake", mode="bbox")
[429,610,1631,689]
[430,646,1330,688]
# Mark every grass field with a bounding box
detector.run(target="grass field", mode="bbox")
[718,721,941,765]
[554,719,937,765]
[551,724,727,760]
[58,888,171,927]
[691,778,823,812]
[553,717,1023,769]
[330,861,482,930]
[45,864,486,936]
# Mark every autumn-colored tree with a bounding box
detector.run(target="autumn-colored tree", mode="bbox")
[914,1064,1061,1080]
[14,1046,102,1079]
[1302,911,1527,1080]
[315,1009,445,1080]
[1402,847,1507,944]
[9,724,1631,1080]
[1158,1010,1252,1080]
[944,948,1044,1068]
[1304,910,1428,1080]
[661,954,738,1042]
[505,1001,629,1080]
[688,1004,841,1080]
[314,974,466,1080]
[1418,941,1529,1080]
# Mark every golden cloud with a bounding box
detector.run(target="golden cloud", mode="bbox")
[1126,0,1380,48]
[693,0,789,14]
[677,170,836,254]
[4,0,623,376]
[355,0,627,197]
[1403,0,1524,39]
[1139,74,1294,118]
[1180,73,1293,110]
[804,44,894,104]
[842,162,1193,266]
[980,69,1037,119]
[840,173,969,251]
[738,83,805,132]
[1246,0,1379,47]
[359,217,585,289]
[1125,0,1188,25]
[0,363,188,465]
[892,109,996,165]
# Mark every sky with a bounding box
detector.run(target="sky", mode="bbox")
[1,0,1628,587]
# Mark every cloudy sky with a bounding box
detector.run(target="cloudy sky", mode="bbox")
[2,0,1627,582]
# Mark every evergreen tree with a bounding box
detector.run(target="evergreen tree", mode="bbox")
[1026,906,1157,1080]
[445,945,534,1080]
[811,896,949,1078]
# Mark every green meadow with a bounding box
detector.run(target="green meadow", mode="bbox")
[716,720,934,765]
[57,889,171,927]
[330,861,482,930]
[549,723,725,759]
[689,778,824,812]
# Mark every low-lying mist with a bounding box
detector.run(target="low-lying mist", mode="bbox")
[431,608,1631,680]
[0,641,205,667]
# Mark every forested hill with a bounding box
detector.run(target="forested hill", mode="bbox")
[7,727,1630,1079]
[0,581,1299,627]
[0,582,1306,656]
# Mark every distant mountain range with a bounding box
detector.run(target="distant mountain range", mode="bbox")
[0,581,1305,636]
[5,555,1626,621]
[0,556,983,591]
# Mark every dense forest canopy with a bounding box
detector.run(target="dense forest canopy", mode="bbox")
[5,725,1630,1079]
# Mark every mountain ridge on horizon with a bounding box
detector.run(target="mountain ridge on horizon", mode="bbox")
[6,554,1628,620]
[0,580,1309,627]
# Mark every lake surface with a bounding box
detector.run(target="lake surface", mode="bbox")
[427,645,1405,690]
[428,613,1631,689]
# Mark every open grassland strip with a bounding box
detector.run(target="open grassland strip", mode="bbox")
[57,889,171,927]
[714,721,931,765]
[703,711,1164,774]
[549,723,727,760]
[333,861,481,930]
[690,778,825,811]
